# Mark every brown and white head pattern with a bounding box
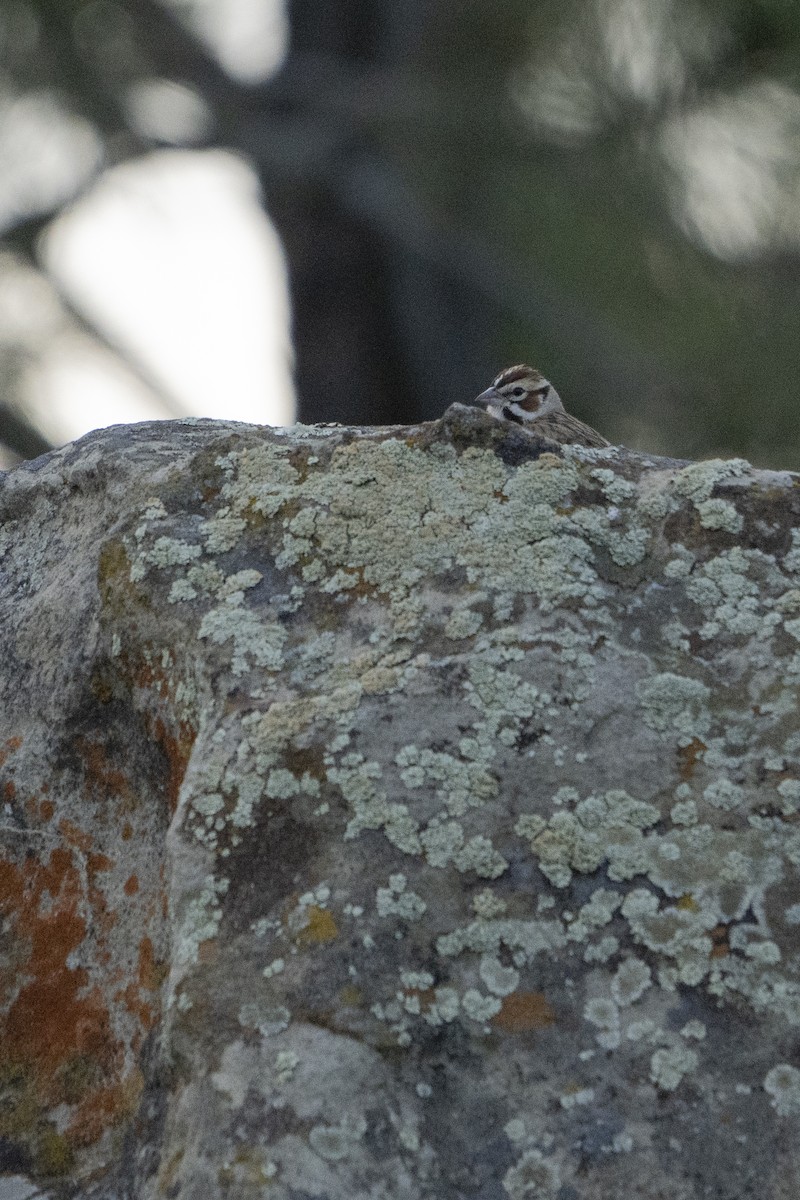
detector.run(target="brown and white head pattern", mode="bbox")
[473,364,565,425]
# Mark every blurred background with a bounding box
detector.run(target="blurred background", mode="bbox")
[1,0,800,467]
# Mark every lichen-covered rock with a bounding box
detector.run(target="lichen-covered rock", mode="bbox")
[2,405,800,1199]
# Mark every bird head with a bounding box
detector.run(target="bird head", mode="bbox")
[473,364,564,424]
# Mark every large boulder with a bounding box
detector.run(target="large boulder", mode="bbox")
[2,406,800,1199]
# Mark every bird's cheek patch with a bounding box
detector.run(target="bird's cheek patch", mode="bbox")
[518,394,542,413]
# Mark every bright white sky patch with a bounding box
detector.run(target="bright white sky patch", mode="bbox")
[22,333,186,445]
[42,149,294,434]
[165,0,289,83]
[0,88,102,234]
[660,80,800,261]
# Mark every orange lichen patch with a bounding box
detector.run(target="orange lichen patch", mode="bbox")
[295,905,339,945]
[88,852,113,873]
[710,924,730,959]
[87,872,118,956]
[118,985,154,1037]
[4,779,15,799]
[115,939,165,1035]
[677,737,706,781]
[198,938,219,965]
[124,874,139,896]
[23,795,55,824]
[133,658,169,700]
[399,987,436,1016]
[0,853,119,1108]
[66,1067,145,1148]
[150,717,196,813]
[492,991,556,1033]
[58,819,94,853]
[137,936,166,992]
[121,822,133,840]
[75,735,138,811]
[0,847,123,1129]
[0,735,22,768]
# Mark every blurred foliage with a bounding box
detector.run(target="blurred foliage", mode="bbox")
[1,0,800,465]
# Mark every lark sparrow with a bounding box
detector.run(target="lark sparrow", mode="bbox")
[473,365,610,448]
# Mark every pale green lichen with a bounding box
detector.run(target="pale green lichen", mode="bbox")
[621,889,715,987]
[130,534,202,581]
[519,790,660,887]
[583,935,620,963]
[210,438,607,616]
[564,888,621,943]
[437,917,566,962]
[670,457,750,503]
[174,874,230,968]
[308,1116,366,1161]
[444,607,484,640]
[504,1118,527,1144]
[395,743,498,816]
[559,1086,595,1109]
[274,1049,299,1085]
[636,673,710,738]
[764,1064,800,1115]
[472,889,508,919]
[502,1150,560,1200]
[238,1002,290,1037]
[670,799,697,826]
[198,598,287,676]
[695,498,744,533]
[649,1045,698,1091]
[583,997,621,1049]
[461,988,502,1022]
[202,511,248,553]
[109,417,800,1188]
[703,778,744,810]
[169,578,198,603]
[590,468,636,505]
[400,969,434,990]
[376,873,427,921]
[479,954,520,996]
[610,957,652,1005]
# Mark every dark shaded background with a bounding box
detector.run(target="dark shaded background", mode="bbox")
[2,0,800,466]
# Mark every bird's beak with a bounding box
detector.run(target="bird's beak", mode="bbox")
[471,386,498,408]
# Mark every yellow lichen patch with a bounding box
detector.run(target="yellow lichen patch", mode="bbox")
[36,1127,74,1176]
[677,894,700,912]
[492,991,556,1032]
[295,905,339,945]
[97,539,132,607]
[339,984,363,1007]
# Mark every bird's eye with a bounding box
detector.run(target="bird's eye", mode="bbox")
[512,387,525,398]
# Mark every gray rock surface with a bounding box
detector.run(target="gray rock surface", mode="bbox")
[2,405,800,1199]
